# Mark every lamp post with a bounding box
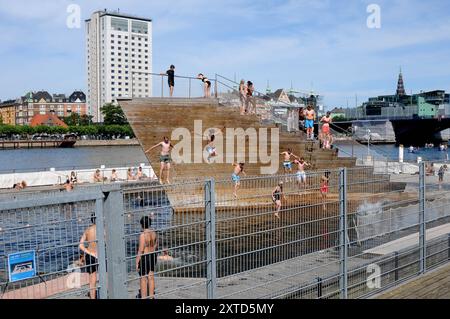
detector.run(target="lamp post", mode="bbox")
[367,129,371,157]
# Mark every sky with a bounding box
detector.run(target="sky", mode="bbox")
[0,0,450,109]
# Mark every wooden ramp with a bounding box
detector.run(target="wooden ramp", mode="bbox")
[119,98,390,206]
[119,98,357,182]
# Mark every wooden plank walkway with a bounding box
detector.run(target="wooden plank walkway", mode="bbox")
[376,263,450,299]
[364,223,450,255]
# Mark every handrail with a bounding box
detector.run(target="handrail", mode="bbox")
[147,72,218,82]
[329,122,392,160]
[215,74,296,110]
[130,71,218,99]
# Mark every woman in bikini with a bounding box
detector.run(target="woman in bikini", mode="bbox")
[136,216,158,299]
[320,112,332,148]
[320,171,330,212]
[272,182,285,219]
[198,73,212,98]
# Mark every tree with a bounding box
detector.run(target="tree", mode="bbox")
[63,113,94,126]
[100,103,128,125]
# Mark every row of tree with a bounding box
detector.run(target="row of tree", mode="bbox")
[61,103,128,126]
[0,124,135,138]
[0,102,134,138]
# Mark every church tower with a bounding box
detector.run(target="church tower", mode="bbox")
[396,68,406,97]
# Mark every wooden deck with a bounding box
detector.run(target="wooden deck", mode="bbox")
[376,263,450,299]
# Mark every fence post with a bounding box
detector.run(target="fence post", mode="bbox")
[394,251,399,282]
[214,74,218,99]
[205,179,217,299]
[95,196,108,299]
[447,234,450,261]
[189,78,191,99]
[339,168,348,299]
[317,277,323,299]
[103,186,128,299]
[419,162,427,274]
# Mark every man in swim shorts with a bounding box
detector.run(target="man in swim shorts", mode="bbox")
[294,157,311,189]
[79,213,98,299]
[304,105,316,140]
[146,137,174,184]
[280,148,298,174]
[136,216,158,299]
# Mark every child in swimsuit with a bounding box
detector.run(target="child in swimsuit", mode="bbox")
[206,134,217,162]
[320,171,330,212]
[272,182,284,219]
[232,163,246,198]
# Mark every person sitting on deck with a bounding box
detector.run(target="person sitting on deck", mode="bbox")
[70,171,78,184]
[232,162,246,199]
[93,169,103,183]
[145,137,174,185]
[127,168,137,181]
[137,167,147,180]
[110,169,119,182]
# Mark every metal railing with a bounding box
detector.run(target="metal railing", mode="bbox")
[129,72,218,99]
[1,163,449,299]
[215,74,300,130]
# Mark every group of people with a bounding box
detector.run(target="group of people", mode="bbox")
[302,106,334,149]
[60,167,149,191]
[161,65,213,98]
[79,214,161,299]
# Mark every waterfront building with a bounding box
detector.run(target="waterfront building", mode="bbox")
[86,10,153,122]
[0,91,87,126]
[30,114,69,128]
[345,71,450,119]
[15,91,87,126]
[0,99,19,125]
